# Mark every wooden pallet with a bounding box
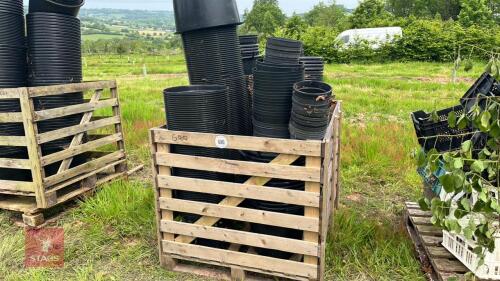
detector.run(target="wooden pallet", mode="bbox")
[0,81,131,226]
[405,202,475,281]
[150,103,342,281]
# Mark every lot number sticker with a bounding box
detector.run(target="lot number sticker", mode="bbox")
[215,136,228,149]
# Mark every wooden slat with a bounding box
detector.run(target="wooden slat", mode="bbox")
[0,136,27,146]
[160,221,319,256]
[304,156,321,266]
[37,115,121,144]
[33,98,117,121]
[410,216,432,226]
[47,159,126,193]
[415,225,442,236]
[172,154,301,245]
[162,241,318,279]
[157,175,320,208]
[155,153,321,182]
[421,235,443,246]
[0,112,22,123]
[408,208,432,217]
[432,258,468,273]
[427,246,455,259]
[159,198,319,232]
[41,133,122,166]
[19,88,47,208]
[0,158,31,169]
[43,151,125,187]
[153,129,322,157]
[0,88,22,99]
[27,81,116,97]
[0,180,34,193]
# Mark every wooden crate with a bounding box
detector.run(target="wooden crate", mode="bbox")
[405,202,473,281]
[150,103,342,281]
[0,81,128,226]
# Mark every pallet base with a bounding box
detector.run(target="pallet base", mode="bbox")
[1,164,143,227]
[405,202,475,281]
[161,253,307,281]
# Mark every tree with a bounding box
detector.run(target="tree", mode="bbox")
[386,0,461,20]
[349,0,393,28]
[304,1,349,31]
[279,14,308,40]
[242,0,286,36]
[458,0,495,27]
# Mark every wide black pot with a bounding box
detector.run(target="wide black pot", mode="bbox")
[173,0,241,33]
[29,0,85,16]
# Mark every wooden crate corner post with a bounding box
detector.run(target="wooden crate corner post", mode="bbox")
[150,129,177,270]
[111,84,128,174]
[19,87,48,209]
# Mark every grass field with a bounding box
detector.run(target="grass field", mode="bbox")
[0,54,486,281]
[82,34,126,41]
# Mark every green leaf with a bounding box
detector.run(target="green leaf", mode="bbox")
[448,111,457,128]
[480,111,492,131]
[418,197,431,211]
[461,140,472,155]
[479,191,488,202]
[471,160,486,173]
[453,158,463,169]
[439,174,455,193]
[463,226,474,240]
[457,114,468,129]
[461,198,471,212]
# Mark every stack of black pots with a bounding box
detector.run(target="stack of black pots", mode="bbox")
[0,0,26,157]
[27,0,85,155]
[253,61,304,139]
[174,0,252,136]
[300,57,324,82]
[265,37,303,64]
[164,85,231,249]
[239,35,260,76]
[290,81,333,140]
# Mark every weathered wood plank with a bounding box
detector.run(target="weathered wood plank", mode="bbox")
[19,88,47,208]
[415,225,443,236]
[41,133,122,166]
[157,175,320,208]
[162,241,318,279]
[408,208,432,217]
[0,136,27,147]
[33,98,117,121]
[0,112,22,123]
[411,216,432,226]
[43,151,125,187]
[153,129,322,157]
[427,246,455,259]
[432,258,468,273]
[159,198,319,232]
[160,220,319,256]
[37,115,121,144]
[0,158,31,169]
[421,235,443,246]
[0,180,34,193]
[27,81,116,97]
[304,156,321,266]
[155,153,321,182]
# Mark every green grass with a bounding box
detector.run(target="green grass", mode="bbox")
[0,57,488,280]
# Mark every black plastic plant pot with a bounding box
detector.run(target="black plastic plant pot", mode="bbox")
[239,35,258,45]
[267,37,303,49]
[0,0,24,15]
[294,80,332,98]
[29,0,85,16]
[173,0,241,33]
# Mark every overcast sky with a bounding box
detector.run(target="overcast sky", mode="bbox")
[52,0,360,13]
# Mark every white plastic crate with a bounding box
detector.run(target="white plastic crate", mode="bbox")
[443,230,500,280]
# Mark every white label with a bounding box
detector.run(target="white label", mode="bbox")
[215,136,228,149]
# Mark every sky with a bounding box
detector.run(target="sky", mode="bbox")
[46,0,360,13]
